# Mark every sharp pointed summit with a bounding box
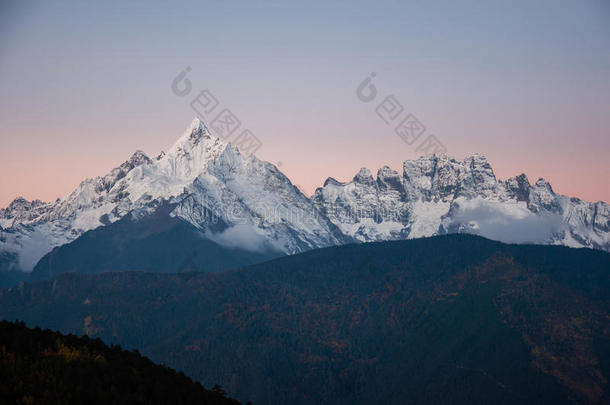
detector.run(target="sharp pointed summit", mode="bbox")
[169,118,215,153]
[1,119,609,278]
[0,118,346,273]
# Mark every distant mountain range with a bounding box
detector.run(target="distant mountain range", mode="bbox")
[2,234,609,404]
[1,118,609,283]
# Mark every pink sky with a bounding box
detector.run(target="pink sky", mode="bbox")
[1,1,609,208]
[1,114,608,208]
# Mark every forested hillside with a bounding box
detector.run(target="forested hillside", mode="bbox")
[0,321,239,405]
[1,235,609,404]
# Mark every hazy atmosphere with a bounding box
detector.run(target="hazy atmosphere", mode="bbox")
[1,0,609,207]
[2,2,610,404]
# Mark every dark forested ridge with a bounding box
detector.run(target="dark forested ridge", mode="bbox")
[29,205,281,283]
[1,206,281,289]
[1,234,609,404]
[0,320,239,405]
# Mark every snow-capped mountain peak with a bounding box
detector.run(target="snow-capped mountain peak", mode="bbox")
[313,154,610,250]
[168,118,215,154]
[1,119,609,275]
[353,168,375,184]
[126,150,152,166]
[0,118,345,271]
[0,119,229,270]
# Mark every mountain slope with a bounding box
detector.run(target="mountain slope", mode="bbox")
[2,234,609,404]
[0,118,347,274]
[30,202,281,281]
[313,154,610,250]
[1,118,609,281]
[0,320,239,404]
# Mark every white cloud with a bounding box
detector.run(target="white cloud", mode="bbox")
[204,224,281,253]
[446,198,563,244]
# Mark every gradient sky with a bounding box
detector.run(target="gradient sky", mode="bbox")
[1,0,609,208]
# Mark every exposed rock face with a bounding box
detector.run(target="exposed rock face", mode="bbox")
[0,119,347,272]
[1,120,609,273]
[313,154,610,250]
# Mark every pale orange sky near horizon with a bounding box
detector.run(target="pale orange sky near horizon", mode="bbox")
[0,115,608,208]
[1,0,609,208]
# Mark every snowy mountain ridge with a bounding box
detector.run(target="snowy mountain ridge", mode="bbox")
[0,118,346,271]
[313,154,610,251]
[1,118,609,272]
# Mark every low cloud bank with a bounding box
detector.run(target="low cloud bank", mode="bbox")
[447,199,563,244]
[204,224,282,253]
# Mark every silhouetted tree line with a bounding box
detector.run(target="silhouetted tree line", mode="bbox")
[0,320,239,404]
